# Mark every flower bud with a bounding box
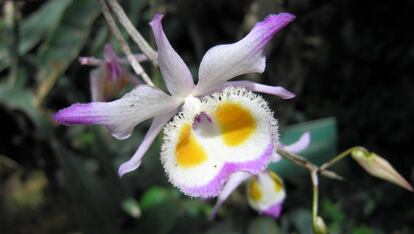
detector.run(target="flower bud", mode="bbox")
[313,216,329,234]
[351,149,413,192]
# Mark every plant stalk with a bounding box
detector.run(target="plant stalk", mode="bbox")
[104,0,158,65]
[100,0,154,86]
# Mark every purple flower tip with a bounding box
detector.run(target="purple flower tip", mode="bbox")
[262,203,283,219]
[149,13,164,26]
[78,57,89,65]
[266,12,296,24]
[104,44,123,80]
[280,89,296,99]
[118,160,140,177]
[54,103,102,126]
[256,12,296,31]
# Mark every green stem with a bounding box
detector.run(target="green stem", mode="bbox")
[311,171,318,226]
[6,1,20,87]
[319,146,367,171]
[277,148,343,181]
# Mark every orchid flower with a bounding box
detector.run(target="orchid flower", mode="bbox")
[209,132,311,219]
[54,13,296,198]
[79,44,145,101]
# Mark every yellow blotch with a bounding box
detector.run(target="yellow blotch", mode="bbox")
[214,102,256,146]
[269,171,283,192]
[248,179,262,201]
[176,124,207,167]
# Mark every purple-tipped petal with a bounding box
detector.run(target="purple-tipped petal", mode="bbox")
[54,85,182,140]
[272,132,311,162]
[284,132,311,153]
[149,13,194,97]
[220,81,295,99]
[195,13,296,96]
[118,111,177,176]
[54,102,105,125]
[209,171,251,220]
[104,44,123,80]
[262,203,283,219]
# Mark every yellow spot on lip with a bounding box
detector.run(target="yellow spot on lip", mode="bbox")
[214,102,256,146]
[176,123,207,167]
[269,171,283,192]
[248,178,262,201]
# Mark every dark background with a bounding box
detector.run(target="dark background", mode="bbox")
[0,0,413,233]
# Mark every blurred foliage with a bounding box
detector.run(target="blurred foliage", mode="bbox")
[0,0,413,234]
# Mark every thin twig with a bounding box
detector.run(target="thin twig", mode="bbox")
[320,170,344,181]
[104,0,158,65]
[100,0,154,86]
[277,148,344,181]
[277,148,318,171]
[319,146,367,171]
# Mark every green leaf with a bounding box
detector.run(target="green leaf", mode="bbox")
[247,217,281,234]
[351,226,376,234]
[20,0,73,54]
[52,141,120,234]
[35,0,101,104]
[270,117,337,177]
[0,0,73,71]
[125,0,149,25]
[0,85,50,132]
[137,187,181,234]
[205,221,239,234]
[140,186,180,211]
[321,199,344,232]
[287,209,313,234]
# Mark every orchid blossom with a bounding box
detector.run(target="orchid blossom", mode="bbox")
[54,13,296,198]
[79,44,145,101]
[209,132,311,219]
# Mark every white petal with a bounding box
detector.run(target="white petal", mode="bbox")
[194,13,295,96]
[118,111,177,176]
[150,14,194,97]
[247,171,286,213]
[271,132,311,162]
[54,85,182,140]
[209,171,251,220]
[284,132,311,153]
[221,80,295,99]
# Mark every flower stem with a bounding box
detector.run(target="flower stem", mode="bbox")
[319,146,368,171]
[276,148,318,171]
[277,148,343,180]
[104,0,158,65]
[311,170,319,226]
[100,0,154,86]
